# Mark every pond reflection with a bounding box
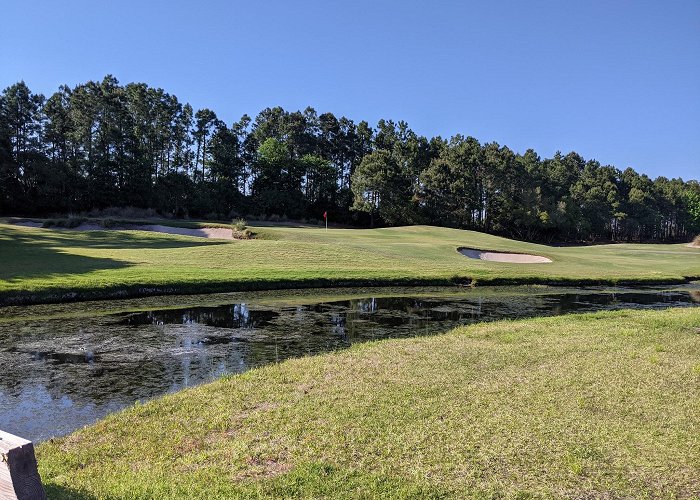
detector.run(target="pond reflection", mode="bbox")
[0,285,698,442]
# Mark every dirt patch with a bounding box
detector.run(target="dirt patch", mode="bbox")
[459,247,552,264]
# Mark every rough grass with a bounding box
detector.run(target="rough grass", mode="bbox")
[1,222,700,304]
[37,308,700,498]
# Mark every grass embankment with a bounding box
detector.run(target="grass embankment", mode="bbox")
[1,222,699,304]
[38,308,700,498]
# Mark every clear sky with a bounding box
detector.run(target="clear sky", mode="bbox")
[2,0,698,180]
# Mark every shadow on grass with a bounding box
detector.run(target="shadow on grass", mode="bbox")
[44,483,101,499]
[2,225,230,250]
[0,225,227,282]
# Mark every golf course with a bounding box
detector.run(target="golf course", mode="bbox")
[1,220,699,497]
[3,2,699,497]
[2,220,700,305]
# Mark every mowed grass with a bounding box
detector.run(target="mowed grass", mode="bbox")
[1,222,700,303]
[38,308,700,498]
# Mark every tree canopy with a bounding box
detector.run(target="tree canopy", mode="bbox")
[1,76,698,242]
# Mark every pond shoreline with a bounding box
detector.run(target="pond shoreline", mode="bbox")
[2,275,699,306]
[4,284,698,442]
[34,307,700,497]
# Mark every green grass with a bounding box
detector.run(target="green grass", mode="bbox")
[37,308,700,498]
[1,222,700,304]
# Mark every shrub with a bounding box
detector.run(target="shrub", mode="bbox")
[232,228,254,240]
[41,217,86,228]
[65,217,86,228]
[100,218,118,229]
[231,218,247,231]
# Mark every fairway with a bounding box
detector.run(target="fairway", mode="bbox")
[36,308,700,498]
[1,222,699,304]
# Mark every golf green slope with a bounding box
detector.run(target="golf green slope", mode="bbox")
[1,222,699,304]
[37,308,700,498]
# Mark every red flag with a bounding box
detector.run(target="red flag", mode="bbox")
[323,211,327,219]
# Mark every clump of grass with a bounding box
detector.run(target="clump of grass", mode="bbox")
[232,228,254,240]
[691,235,700,248]
[231,218,253,239]
[231,218,247,231]
[100,217,118,229]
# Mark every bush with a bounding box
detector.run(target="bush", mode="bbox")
[268,214,281,222]
[232,227,254,240]
[100,218,118,229]
[231,218,247,231]
[42,217,86,228]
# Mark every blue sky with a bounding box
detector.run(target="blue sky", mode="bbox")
[2,0,698,179]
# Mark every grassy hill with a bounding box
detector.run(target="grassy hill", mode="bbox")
[37,308,700,498]
[1,222,699,304]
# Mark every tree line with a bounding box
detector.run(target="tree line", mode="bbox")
[1,76,698,242]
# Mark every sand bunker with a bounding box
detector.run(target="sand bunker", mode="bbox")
[131,224,233,239]
[459,247,552,263]
[13,221,234,240]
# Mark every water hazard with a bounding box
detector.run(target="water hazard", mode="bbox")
[1,284,698,442]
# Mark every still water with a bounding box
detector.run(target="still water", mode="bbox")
[1,285,698,442]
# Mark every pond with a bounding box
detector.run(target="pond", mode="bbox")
[1,284,698,442]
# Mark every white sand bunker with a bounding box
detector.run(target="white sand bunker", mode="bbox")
[131,224,233,240]
[459,247,552,264]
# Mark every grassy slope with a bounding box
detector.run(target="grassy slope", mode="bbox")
[38,308,700,498]
[1,222,700,303]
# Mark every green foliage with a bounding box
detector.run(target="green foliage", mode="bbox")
[1,77,698,242]
[351,149,414,226]
[684,186,700,233]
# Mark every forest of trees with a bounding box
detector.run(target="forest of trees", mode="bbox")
[1,76,698,242]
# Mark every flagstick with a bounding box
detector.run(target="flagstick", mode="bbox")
[325,216,328,232]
